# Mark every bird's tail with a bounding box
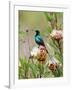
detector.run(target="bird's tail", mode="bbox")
[44,45,48,53]
[45,48,48,53]
[42,44,48,53]
[42,43,48,53]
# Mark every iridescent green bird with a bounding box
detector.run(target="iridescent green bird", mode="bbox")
[35,30,48,53]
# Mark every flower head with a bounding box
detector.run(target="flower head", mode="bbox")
[31,47,39,57]
[50,29,63,40]
[37,45,47,61]
[30,45,47,62]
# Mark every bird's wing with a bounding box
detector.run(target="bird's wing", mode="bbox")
[37,35,45,45]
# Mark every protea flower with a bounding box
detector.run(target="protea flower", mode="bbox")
[50,29,63,40]
[48,62,57,72]
[48,59,58,71]
[30,47,39,58]
[30,45,47,62]
[37,45,47,62]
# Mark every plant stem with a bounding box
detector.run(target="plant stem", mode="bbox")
[57,40,63,64]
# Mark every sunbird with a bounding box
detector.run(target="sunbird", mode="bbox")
[35,30,48,53]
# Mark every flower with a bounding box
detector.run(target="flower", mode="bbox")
[31,47,39,58]
[48,63,57,71]
[48,59,58,71]
[30,45,47,62]
[37,45,47,61]
[50,29,63,40]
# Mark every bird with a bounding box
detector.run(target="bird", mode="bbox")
[35,30,48,53]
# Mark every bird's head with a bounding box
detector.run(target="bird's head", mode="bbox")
[35,30,40,35]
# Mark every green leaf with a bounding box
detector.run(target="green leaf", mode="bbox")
[44,12,53,21]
